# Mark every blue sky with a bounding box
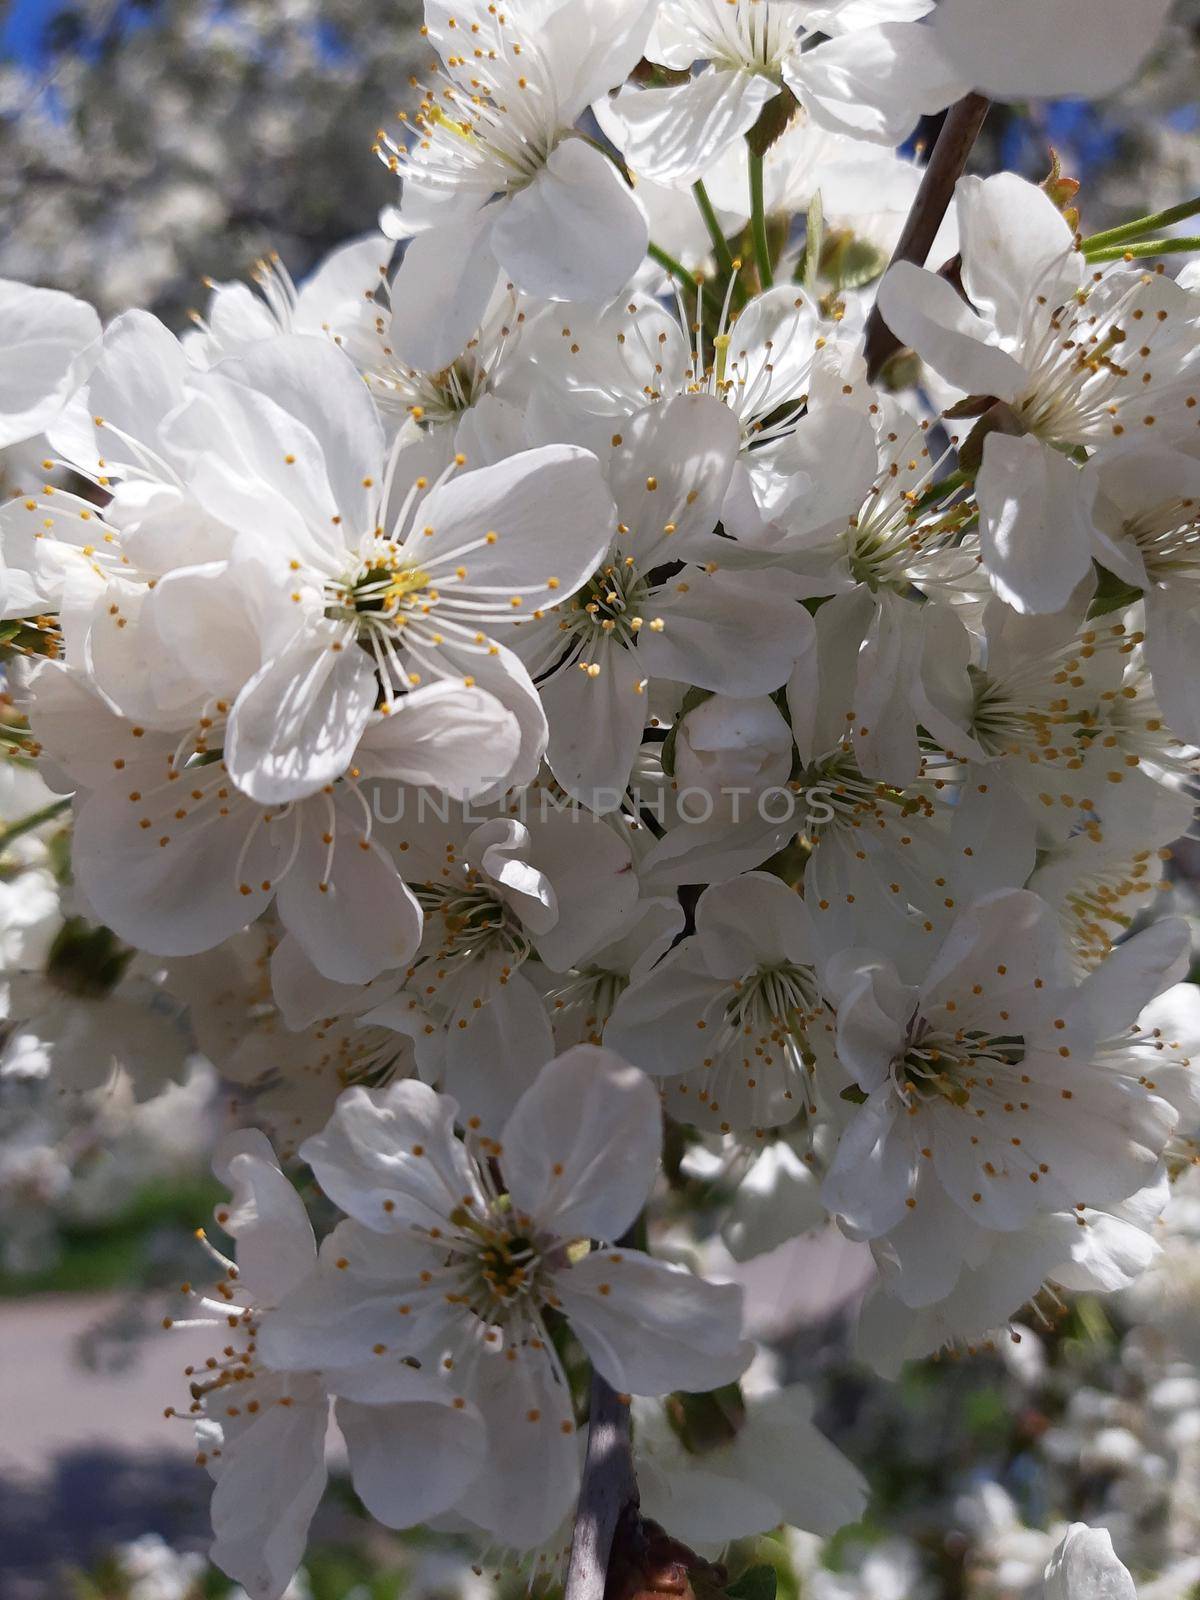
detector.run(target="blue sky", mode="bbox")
[0,0,65,64]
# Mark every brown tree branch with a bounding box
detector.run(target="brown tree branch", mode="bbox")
[864,93,991,379]
[564,1367,640,1600]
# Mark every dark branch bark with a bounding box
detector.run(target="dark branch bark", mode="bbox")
[864,92,991,379]
[564,1367,639,1600]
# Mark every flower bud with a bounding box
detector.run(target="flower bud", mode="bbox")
[673,695,792,822]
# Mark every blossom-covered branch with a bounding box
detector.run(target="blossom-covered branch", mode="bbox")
[0,0,1198,1596]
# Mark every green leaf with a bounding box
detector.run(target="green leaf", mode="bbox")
[818,228,889,293]
[1087,563,1142,620]
[727,1564,778,1600]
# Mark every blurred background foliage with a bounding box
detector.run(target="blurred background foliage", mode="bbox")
[0,0,425,327]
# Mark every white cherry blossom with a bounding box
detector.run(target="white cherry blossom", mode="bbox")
[602,0,963,184]
[258,1048,752,1549]
[162,333,615,803]
[379,0,657,371]
[877,173,1200,613]
[606,871,833,1132]
[182,1129,486,1599]
[821,891,1183,1256]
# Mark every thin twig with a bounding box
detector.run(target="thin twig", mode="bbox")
[864,93,991,379]
[563,1367,639,1600]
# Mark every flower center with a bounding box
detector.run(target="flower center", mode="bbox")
[443,1207,551,1319]
[476,1231,540,1302]
[415,875,533,969]
[681,0,794,76]
[543,969,629,1045]
[379,11,561,203]
[1125,498,1200,584]
[894,1013,1026,1107]
[797,750,931,845]
[552,556,663,677]
[327,550,434,629]
[727,962,818,1037]
[1016,271,1184,445]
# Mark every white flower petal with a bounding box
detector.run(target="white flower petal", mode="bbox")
[542,639,649,810]
[555,1250,752,1394]
[976,432,1095,615]
[464,1343,581,1551]
[336,1386,487,1529]
[274,807,423,984]
[641,569,812,696]
[49,308,183,475]
[441,968,557,1137]
[1068,918,1191,1044]
[694,871,814,978]
[387,210,501,372]
[217,333,385,526]
[957,173,1080,339]
[607,70,777,186]
[541,0,659,117]
[358,684,522,801]
[226,623,377,803]
[490,140,647,303]
[1145,589,1200,745]
[875,261,1027,400]
[501,1044,661,1241]
[0,278,100,449]
[604,945,732,1079]
[259,1221,451,1373]
[935,0,1174,98]
[73,773,277,957]
[417,443,616,611]
[299,1080,482,1233]
[213,1129,317,1306]
[206,1371,328,1600]
[786,22,966,144]
[1043,1524,1136,1600]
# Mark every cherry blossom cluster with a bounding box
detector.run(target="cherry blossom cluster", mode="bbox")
[0,0,1197,1596]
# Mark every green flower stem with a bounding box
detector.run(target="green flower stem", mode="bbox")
[748,147,773,288]
[1083,235,1200,263]
[692,178,740,288]
[647,241,725,321]
[647,240,698,295]
[1082,196,1200,253]
[0,795,71,851]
